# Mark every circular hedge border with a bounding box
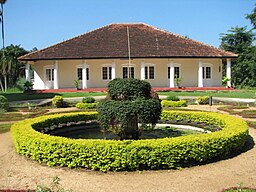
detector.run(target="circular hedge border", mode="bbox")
[11,111,249,172]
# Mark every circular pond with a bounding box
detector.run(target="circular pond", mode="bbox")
[46,121,201,140]
[11,111,249,172]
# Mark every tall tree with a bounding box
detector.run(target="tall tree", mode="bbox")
[220,27,256,87]
[0,0,7,92]
[246,4,256,29]
[220,26,254,54]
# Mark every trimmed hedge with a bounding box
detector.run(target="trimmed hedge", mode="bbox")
[76,102,98,109]
[11,111,248,172]
[161,100,187,107]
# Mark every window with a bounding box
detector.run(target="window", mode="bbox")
[46,68,54,81]
[123,67,134,78]
[205,67,211,79]
[102,66,112,80]
[174,67,180,78]
[145,66,154,79]
[202,66,211,79]
[168,66,180,79]
[77,68,89,80]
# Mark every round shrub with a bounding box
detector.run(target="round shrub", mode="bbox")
[82,97,96,103]
[0,95,9,111]
[52,95,64,108]
[166,95,180,101]
[11,111,248,172]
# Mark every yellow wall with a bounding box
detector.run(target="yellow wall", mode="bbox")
[31,58,223,89]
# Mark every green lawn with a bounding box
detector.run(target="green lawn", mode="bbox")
[157,89,256,98]
[0,123,12,133]
[0,88,255,102]
[1,91,107,102]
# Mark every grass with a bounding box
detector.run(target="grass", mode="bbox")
[0,88,255,102]
[247,121,256,129]
[1,91,107,102]
[0,123,12,133]
[157,89,256,99]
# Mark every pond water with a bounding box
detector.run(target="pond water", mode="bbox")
[47,121,201,140]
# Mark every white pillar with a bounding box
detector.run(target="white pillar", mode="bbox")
[169,62,175,88]
[25,63,30,81]
[111,61,116,80]
[198,61,203,87]
[141,61,145,80]
[82,62,87,89]
[53,61,59,89]
[226,59,231,87]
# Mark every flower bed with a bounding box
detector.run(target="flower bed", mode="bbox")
[11,111,248,172]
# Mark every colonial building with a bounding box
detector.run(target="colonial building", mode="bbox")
[19,23,237,90]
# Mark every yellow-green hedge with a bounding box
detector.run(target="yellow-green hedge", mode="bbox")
[11,111,248,172]
[161,100,187,107]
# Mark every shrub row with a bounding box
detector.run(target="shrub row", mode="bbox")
[11,111,248,172]
[75,102,98,109]
[161,100,187,107]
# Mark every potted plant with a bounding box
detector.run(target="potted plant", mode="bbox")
[74,79,81,90]
[174,75,182,88]
[23,81,34,93]
[222,76,231,88]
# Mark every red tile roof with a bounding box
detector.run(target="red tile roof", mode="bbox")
[19,23,237,61]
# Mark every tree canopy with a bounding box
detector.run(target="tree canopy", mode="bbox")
[97,78,162,140]
[220,4,256,88]
[0,44,28,91]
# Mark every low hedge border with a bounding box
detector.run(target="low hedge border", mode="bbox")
[75,102,98,109]
[161,100,187,107]
[11,111,249,172]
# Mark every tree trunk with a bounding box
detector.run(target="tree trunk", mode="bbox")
[119,115,140,140]
[4,74,7,92]
[0,79,4,92]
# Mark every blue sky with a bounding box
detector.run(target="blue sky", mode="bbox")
[4,0,255,51]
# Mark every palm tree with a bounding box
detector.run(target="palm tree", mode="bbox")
[0,0,7,92]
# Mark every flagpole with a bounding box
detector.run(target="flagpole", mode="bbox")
[127,26,131,78]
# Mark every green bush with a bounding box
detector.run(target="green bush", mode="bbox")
[196,96,210,105]
[0,95,9,111]
[166,95,180,101]
[76,102,97,109]
[11,111,248,172]
[161,100,187,107]
[82,97,96,103]
[52,96,64,108]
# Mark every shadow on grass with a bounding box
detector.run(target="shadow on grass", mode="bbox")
[3,93,60,102]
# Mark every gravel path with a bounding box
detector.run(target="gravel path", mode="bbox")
[0,107,256,191]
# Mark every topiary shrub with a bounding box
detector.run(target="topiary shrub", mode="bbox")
[196,96,210,105]
[76,102,97,109]
[82,97,96,103]
[98,78,162,140]
[52,95,64,108]
[161,100,187,107]
[166,95,180,101]
[0,95,9,111]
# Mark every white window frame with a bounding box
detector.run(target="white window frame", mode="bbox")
[144,63,155,80]
[76,65,89,81]
[202,63,212,79]
[167,63,181,79]
[44,65,54,81]
[102,64,112,80]
[122,63,136,79]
